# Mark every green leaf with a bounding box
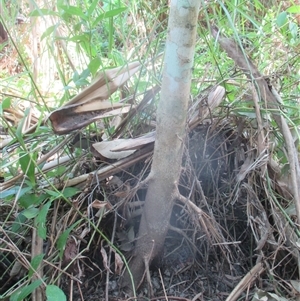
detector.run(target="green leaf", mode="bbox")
[289,22,298,39]
[15,108,30,145]
[19,194,39,208]
[19,151,36,185]
[28,253,44,278]
[80,68,91,80]
[1,186,32,200]
[47,166,67,177]
[62,187,79,198]
[92,7,127,27]
[44,189,61,198]
[46,285,67,301]
[60,5,86,19]
[75,78,90,87]
[286,5,300,13]
[19,193,48,208]
[276,11,287,27]
[22,207,39,219]
[35,201,52,239]
[19,152,31,175]
[88,57,101,76]
[10,279,43,301]
[41,25,58,40]
[11,213,27,233]
[73,68,91,87]
[57,220,81,259]
[69,33,89,43]
[29,8,58,17]
[87,0,99,17]
[2,97,11,109]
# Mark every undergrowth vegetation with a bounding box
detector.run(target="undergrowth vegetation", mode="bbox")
[0,0,300,300]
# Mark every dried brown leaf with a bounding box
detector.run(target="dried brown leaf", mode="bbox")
[92,140,136,160]
[110,132,156,151]
[50,104,131,134]
[49,62,140,134]
[90,199,112,210]
[63,237,78,266]
[114,252,124,275]
[100,242,112,273]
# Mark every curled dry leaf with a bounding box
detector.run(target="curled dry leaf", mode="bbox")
[207,85,225,108]
[92,132,155,160]
[50,103,131,135]
[9,261,24,277]
[63,237,78,268]
[92,139,136,160]
[90,199,112,210]
[49,62,140,134]
[114,252,124,275]
[110,132,156,151]
[114,183,131,198]
[100,241,112,273]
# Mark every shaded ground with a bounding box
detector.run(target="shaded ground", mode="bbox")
[1,104,298,301]
[50,123,293,300]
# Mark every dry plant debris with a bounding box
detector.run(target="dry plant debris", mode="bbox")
[1,77,299,300]
[1,13,300,301]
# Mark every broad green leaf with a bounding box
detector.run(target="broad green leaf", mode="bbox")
[73,70,79,82]
[19,193,48,209]
[57,220,81,259]
[2,97,11,110]
[289,22,298,39]
[36,201,52,239]
[28,253,44,278]
[62,187,79,198]
[1,186,32,199]
[46,285,66,301]
[19,152,32,176]
[44,189,61,198]
[88,57,101,76]
[10,279,43,301]
[19,151,36,185]
[73,68,91,87]
[22,207,39,219]
[276,11,287,27]
[19,194,39,208]
[92,7,127,27]
[286,5,300,13]
[11,213,27,233]
[73,21,83,32]
[79,68,90,80]
[74,78,90,87]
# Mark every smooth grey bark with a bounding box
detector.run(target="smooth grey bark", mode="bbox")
[121,0,201,294]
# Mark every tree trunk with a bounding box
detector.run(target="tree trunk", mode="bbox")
[121,0,200,294]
